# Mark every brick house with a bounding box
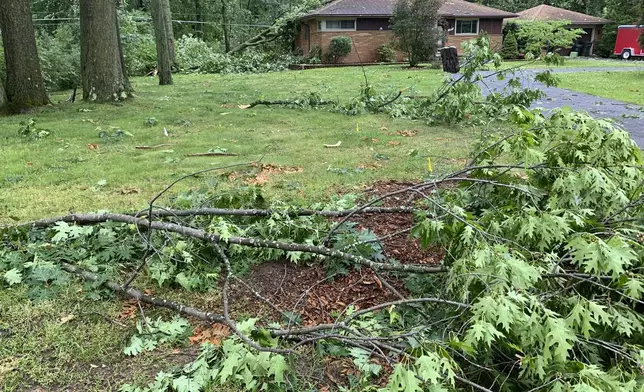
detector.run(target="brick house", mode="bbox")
[516,5,610,56]
[296,0,518,63]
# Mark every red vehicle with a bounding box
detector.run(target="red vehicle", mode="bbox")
[614,25,644,59]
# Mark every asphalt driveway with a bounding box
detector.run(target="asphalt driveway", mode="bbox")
[477,67,644,147]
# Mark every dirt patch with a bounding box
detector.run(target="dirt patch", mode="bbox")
[228,262,402,325]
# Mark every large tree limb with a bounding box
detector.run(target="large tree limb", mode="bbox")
[14,212,444,274]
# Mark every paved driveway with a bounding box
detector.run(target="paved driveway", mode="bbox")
[476,67,644,147]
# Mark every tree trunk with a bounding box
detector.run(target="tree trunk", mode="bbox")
[221,0,231,52]
[439,47,460,73]
[194,0,203,35]
[151,0,175,85]
[0,0,50,113]
[80,0,133,102]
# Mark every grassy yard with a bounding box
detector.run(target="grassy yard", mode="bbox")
[0,66,477,391]
[0,65,478,223]
[499,57,644,70]
[557,70,644,106]
[5,59,634,391]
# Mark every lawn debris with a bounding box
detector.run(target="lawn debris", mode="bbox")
[87,143,100,150]
[135,144,173,150]
[324,141,342,148]
[396,129,419,137]
[248,163,304,185]
[189,323,231,346]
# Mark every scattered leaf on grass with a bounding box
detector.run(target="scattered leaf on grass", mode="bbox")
[238,104,251,109]
[396,129,419,137]
[120,187,141,195]
[220,104,234,108]
[87,143,100,150]
[373,153,390,161]
[388,141,401,146]
[59,314,76,325]
[189,323,231,346]
[248,163,304,185]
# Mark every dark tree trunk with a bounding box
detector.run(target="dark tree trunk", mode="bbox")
[0,0,50,113]
[439,47,460,73]
[151,0,175,85]
[221,0,231,52]
[80,0,133,102]
[194,0,204,35]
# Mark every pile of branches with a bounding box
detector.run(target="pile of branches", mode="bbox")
[3,106,644,391]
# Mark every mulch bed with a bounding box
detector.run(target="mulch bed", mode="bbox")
[227,180,443,326]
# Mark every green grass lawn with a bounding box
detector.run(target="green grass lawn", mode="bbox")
[502,58,644,69]
[0,66,480,391]
[0,66,479,223]
[556,70,644,106]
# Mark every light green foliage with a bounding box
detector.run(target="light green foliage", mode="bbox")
[18,118,51,139]
[124,316,191,356]
[377,43,397,63]
[515,20,585,55]
[121,324,289,392]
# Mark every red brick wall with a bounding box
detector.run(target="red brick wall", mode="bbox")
[299,19,404,63]
[296,19,503,63]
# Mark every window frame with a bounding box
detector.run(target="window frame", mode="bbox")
[455,18,480,36]
[317,18,357,32]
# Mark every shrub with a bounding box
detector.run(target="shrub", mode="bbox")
[176,34,221,71]
[326,36,352,63]
[37,25,81,91]
[376,43,396,62]
[307,44,322,64]
[501,32,519,59]
[595,25,617,58]
[392,0,442,67]
[119,10,157,76]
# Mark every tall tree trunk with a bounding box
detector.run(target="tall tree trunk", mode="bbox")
[151,0,175,85]
[221,0,231,52]
[0,0,50,113]
[194,0,203,35]
[80,0,132,102]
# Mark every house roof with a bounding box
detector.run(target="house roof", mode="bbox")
[302,0,518,19]
[516,5,610,25]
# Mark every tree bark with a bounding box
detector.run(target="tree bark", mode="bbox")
[151,0,175,85]
[0,0,50,113]
[194,0,204,35]
[80,0,133,102]
[221,0,231,52]
[439,47,460,73]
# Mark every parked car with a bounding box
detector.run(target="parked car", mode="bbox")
[614,25,644,59]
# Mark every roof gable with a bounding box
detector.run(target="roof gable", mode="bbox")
[516,5,610,25]
[302,0,518,19]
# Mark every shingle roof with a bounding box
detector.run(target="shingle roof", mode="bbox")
[302,0,518,19]
[516,5,610,25]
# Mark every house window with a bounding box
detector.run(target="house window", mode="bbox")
[317,19,356,31]
[455,19,479,35]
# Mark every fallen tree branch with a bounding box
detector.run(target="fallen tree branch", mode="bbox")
[247,99,334,109]
[17,213,445,274]
[135,144,173,150]
[134,206,414,219]
[60,262,225,323]
[185,152,239,157]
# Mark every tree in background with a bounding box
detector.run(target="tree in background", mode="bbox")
[515,20,584,55]
[392,0,442,67]
[80,0,133,102]
[150,0,176,85]
[0,0,50,113]
[501,32,519,59]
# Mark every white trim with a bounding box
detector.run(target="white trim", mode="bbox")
[317,18,357,32]
[455,18,480,36]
